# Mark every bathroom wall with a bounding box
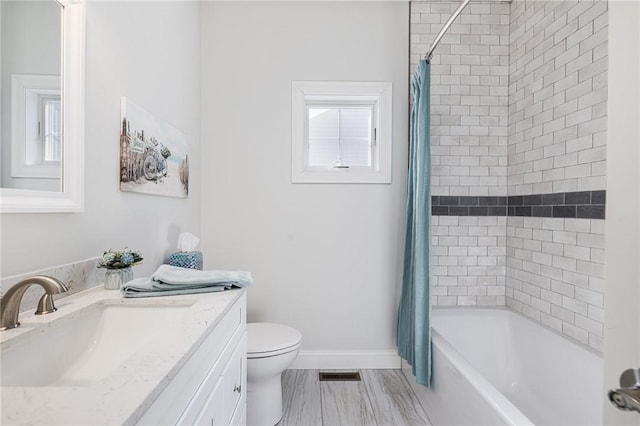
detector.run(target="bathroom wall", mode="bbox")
[1,3,201,284]
[411,1,511,306]
[506,0,607,352]
[200,2,409,365]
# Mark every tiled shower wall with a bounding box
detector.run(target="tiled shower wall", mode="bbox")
[508,0,607,197]
[506,0,607,351]
[411,1,510,198]
[411,0,607,351]
[411,1,510,306]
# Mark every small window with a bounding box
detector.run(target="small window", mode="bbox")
[292,81,392,184]
[11,74,62,179]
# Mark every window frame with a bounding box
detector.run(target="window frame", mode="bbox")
[292,81,392,184]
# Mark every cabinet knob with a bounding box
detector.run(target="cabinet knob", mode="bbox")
[233,384,242,393]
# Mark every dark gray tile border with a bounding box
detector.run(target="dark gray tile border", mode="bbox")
[432,191,606,219]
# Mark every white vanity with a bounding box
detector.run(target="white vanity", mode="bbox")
[137,291,247,426]
[0,287,247,425]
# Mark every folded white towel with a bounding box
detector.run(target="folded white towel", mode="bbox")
[152,264,253,288]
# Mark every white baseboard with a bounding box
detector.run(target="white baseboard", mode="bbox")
[290,350,402,369]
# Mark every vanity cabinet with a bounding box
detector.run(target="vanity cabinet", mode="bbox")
[137,292,247,426]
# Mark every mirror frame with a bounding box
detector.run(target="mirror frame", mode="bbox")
[0,0,84,213]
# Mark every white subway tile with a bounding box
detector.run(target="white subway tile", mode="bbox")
[563,322,589,345]
[564,245,591,261]
[590,220,606,235]
[575,287,604,308]
[589,334,603,352]
[578,56,607,82]
[577,260,605,279]
[577,232,605,249]
[566,79,593,101]
[562,295,588,315]
[552,304,575,323]
[541,313,563,332]
[588,304,605,323]
[578,146,606,164]
[589,276,605,293]
[436,296,457,306]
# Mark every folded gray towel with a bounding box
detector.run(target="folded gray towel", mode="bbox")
[120,277,229,298]
[120,265,252,298]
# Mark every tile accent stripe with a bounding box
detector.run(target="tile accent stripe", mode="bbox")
[432,191,606,219]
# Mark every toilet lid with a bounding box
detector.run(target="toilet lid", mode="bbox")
[247,323,302,356]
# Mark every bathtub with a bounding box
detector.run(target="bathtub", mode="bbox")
[403,308,603,426]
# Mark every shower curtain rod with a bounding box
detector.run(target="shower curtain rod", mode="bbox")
[424,0,472,61]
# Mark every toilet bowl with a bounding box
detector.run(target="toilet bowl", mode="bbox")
[246,323,302,426]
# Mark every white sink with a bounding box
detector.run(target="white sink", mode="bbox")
[1,300,194,387]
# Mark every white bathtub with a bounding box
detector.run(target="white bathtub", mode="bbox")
[403,308,603,426]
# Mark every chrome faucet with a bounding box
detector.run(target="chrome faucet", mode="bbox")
[0,276,69,331]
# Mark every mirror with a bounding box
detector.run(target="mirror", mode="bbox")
[0,0,84,213]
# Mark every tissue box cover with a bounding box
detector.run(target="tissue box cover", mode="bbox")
[169,251,203,270]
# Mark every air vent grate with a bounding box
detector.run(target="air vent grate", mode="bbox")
[318,372,362,382]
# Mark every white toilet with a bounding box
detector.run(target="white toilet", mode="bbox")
[246,322,302,426]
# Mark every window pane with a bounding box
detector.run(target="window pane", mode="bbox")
[308,108,339,138]
[340,138,371,167]
[340,108,371,139]
[43,97,61,163]
[308,138,339,167]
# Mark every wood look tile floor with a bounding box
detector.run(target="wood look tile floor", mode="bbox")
[278,370,431,426]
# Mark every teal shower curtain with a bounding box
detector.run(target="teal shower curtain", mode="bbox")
[397,59,432,387]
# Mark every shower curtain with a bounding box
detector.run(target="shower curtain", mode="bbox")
[397,59,432,387]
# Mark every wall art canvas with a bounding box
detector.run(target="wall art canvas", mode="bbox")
[119,97,189,198]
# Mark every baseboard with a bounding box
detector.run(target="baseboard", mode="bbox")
[290,350,402,369]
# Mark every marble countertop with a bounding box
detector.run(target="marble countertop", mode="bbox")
[1,286,245,426]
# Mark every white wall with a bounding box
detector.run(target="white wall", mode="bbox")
[201,2,409,357]
[0,1,201,279]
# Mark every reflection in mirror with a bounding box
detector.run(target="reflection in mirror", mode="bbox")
[1,0,62,192]
[0,0,84,213]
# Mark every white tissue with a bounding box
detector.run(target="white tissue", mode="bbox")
[177,232,200,252]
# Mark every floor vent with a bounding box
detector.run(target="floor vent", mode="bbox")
[318,372,362,382]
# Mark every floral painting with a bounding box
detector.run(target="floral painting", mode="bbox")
[119,97,189,198]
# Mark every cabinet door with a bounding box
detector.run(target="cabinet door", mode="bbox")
[195,333,246,426]
[223,334,246,424]
[193,378,225,426]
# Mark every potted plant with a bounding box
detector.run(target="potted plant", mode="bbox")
[98,248,143,290]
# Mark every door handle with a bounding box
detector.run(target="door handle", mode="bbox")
[609,368,640,414]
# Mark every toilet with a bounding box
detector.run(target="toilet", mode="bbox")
[246,323,302,426]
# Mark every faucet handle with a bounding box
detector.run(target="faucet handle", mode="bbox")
[609,368,640,413]
[35,293,58,315]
